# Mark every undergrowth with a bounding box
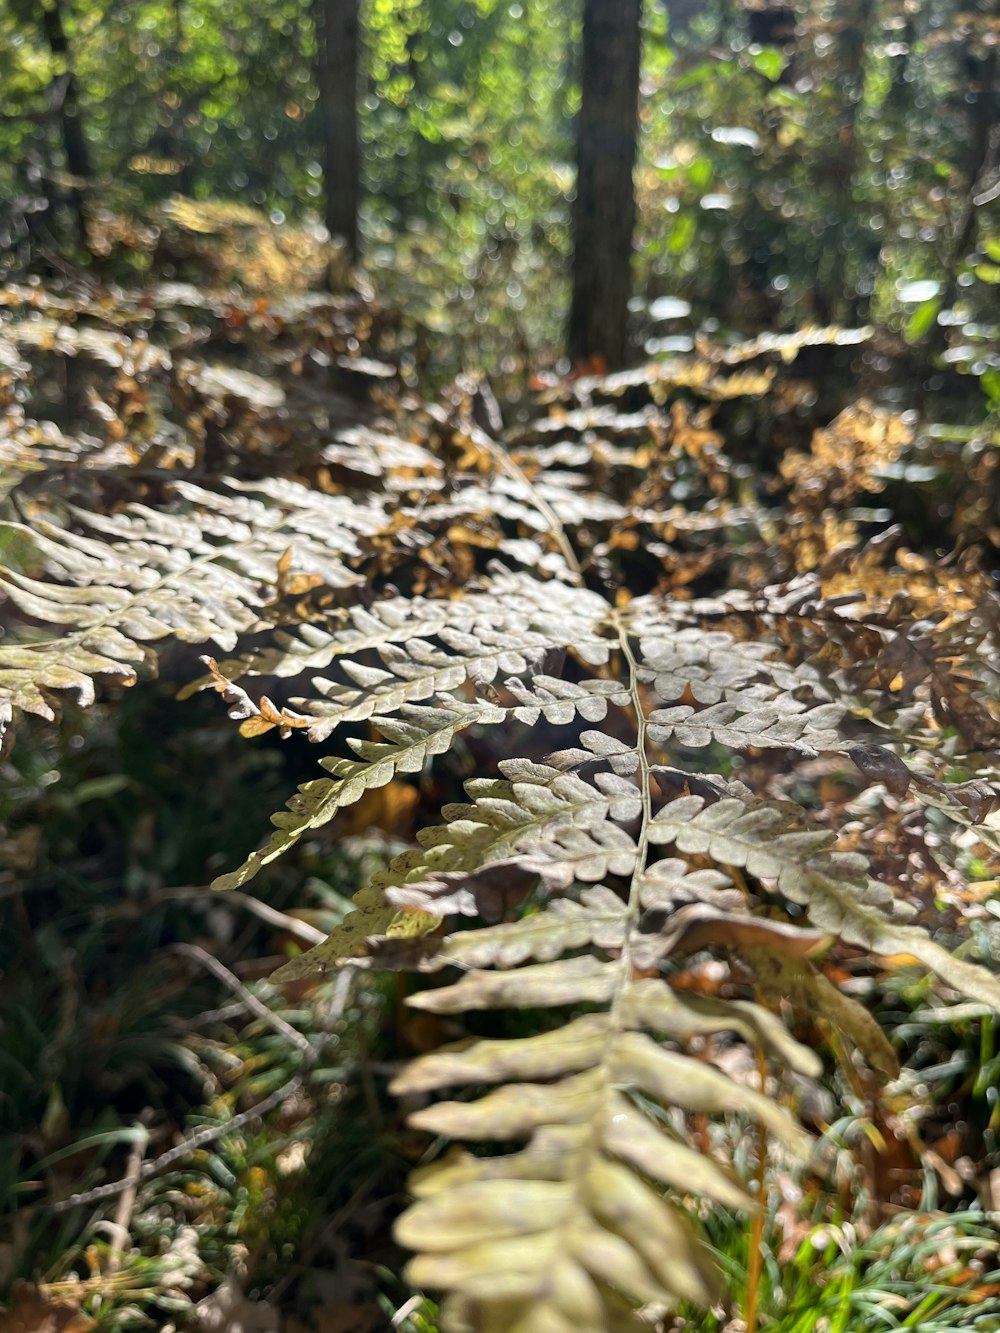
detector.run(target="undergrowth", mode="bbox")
[2,234,1000,1330]
[676,1206,1000,1332]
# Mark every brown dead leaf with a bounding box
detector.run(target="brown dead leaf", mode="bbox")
[276,547,324,598]
[305,1302,383,1333]
[848,745,912,799]
[0,1287,96,1333]
[339,779,419,839]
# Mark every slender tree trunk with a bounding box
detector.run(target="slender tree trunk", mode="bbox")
[935,1,999,333]
[567,0,643,370]
[315,0,360,267]
[822,0,875,323]
[170,0,196,194]
[39,0,91,250]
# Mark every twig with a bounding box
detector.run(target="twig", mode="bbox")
[466,419,584,583]
[105,1123,150,1271]
[392,1295,425,1327]
[51,1074,304,1213]
[5,882,330,944]
[169,942,313,1056]
[157,886,327,946]
[743,1045,770,1333]
[50,964,356,1215]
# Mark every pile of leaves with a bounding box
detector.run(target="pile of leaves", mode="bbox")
[3,259,1000,1331]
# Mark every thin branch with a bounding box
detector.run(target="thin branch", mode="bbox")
[157,886,327,946]
[392,1296,425,1327]
[743,1046,770,1333]
[51,1074,304,1213]
[466,419,584,583]
[50,967,355,1215]
[105,1124,150,1271]
[169,942,314,1056]
[612,608,654,1000]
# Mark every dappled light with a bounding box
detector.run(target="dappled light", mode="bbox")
[2,1,1000,1331]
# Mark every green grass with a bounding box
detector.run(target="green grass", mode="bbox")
[674,1204,1000,1332]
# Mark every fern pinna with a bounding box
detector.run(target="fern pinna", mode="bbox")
[3,285,1000,1330]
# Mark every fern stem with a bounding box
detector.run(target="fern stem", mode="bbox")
[612,617,785,1332]
[516,614,654,1294]
[612,611,654,992]
[471,428,584,583]
[744,1044,770,1333]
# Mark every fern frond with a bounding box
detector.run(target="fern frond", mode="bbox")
[11,278,1000,1330]
[0,411,96,501]
[647,696,844,753]
[502,472,629,527]
[0,473,392,719]
[365,606,830,1330]
[511,821,638,887]
[322,424,444,482]
[628,615,821,703]
[189,568,612,699]
[648,794,1000,1007]
[214,700,503,890]
[755,956,900,1079]
[302,648,626,741]
[186,593,468,688]
[649,794,900,933]
[6,316,172,372]
[390,956,817,1327]
[270,763,641,977]
[416,887,629,967]
[501,676,630,726]
[206,557,1000,1330]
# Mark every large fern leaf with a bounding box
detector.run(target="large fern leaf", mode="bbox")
[0,475,389,718]
[7,280,1000,1332]
[259,590,1000,1330]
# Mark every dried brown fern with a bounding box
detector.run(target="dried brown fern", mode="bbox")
[3,285,1000,1330]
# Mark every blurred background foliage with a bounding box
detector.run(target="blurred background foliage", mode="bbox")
[1,0,997,395]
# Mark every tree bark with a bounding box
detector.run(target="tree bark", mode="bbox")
[822,0,875,323]
[315,0,360,267]
[936,0,999,334]
[568,0,643,370]
[39,0,91,250]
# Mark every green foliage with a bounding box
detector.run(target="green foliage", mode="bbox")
[3,0,997,394]
[678,1207,1000,1332]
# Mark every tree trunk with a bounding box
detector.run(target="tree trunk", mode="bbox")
[936,0,999,334]
[568,0,643,370]
[315,0,360,268]
[822,0,875,323]
[39,0,91,250]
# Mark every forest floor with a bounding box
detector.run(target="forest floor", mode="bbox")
[2,208,1000,1333]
